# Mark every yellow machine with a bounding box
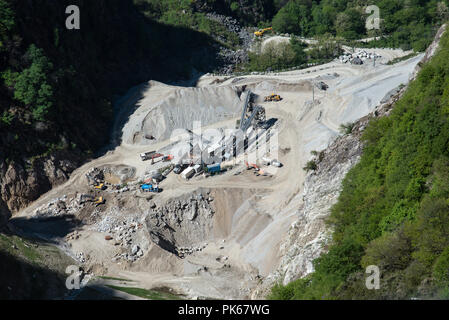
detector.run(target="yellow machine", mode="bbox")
[254,27,272,37]
[94,183,106,190]
[94,196,105,206]
[264,93,282,102]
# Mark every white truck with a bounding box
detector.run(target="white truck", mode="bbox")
[262,157,272,166]
[271,159,282,167]
[181,167,195,180]
[193,164,203,174]
[140,151,156,161]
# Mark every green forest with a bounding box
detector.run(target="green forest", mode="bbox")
[270,0,448,50]
[270,26,449,300]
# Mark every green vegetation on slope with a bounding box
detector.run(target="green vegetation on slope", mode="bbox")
[243,34,343,72]
[0,233,75,299]
[270,26,449,300]
[271,0,449,51]
[134,0,240,48]
[106,285,183,300]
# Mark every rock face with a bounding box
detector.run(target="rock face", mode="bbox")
[416,23,447,73]
[274,120,365,285]
[145,191,215,257]
[0,153,81,226]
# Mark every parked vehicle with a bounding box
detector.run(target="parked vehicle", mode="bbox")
[193,164,203,174]
[140,151,156,161]
[271,159,282,167]
[206,163,221,174]
[262,157,272,166]
[173,165,183,174]
[141,184,159,193]
[181,167,195,180]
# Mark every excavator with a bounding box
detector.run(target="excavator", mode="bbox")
[94,183,106,190]
[94,196,105,206]
[254,27,272,37]
[264,93,282,102]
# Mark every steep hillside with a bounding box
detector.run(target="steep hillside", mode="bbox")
[0,0,222,224]
[135,0,278,27]
[0,231,76,299]
[270,0,448,51]
[270,24,449,300]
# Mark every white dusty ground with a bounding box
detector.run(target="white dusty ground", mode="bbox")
[14,48,423,299]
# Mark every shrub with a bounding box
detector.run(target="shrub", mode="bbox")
[339,122,354,135]
[303,160,317,172]
[433,247,449,287]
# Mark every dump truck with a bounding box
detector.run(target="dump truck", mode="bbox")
[254,27,272,37]
[181,166,195,180]
[140,151,158,161]
[264,94,282,102]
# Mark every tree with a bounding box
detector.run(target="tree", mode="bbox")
[312,5,337,35]
[290,37,307,64]
[335,8,365,39]
[433,246,449,298]
[0,0,14,35]
[4,45,54,121]
[272,0,312,36]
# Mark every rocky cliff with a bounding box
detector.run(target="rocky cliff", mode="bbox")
[255,23,447,297]
[0,152,82,227]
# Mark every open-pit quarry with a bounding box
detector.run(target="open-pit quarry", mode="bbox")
[12,48,423,299]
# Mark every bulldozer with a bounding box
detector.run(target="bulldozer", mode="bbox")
[254,27,272,37]
[264,93,282,102]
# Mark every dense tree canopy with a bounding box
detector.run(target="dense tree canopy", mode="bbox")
[270,0,449,50]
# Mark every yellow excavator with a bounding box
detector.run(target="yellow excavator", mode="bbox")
[264,93,282,102]
[254,27,272,37]
[94,183,106,190]
[94,196,105,206]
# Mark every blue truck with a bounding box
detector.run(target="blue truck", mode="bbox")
[206,163,221,174]
[141,184,159,193]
